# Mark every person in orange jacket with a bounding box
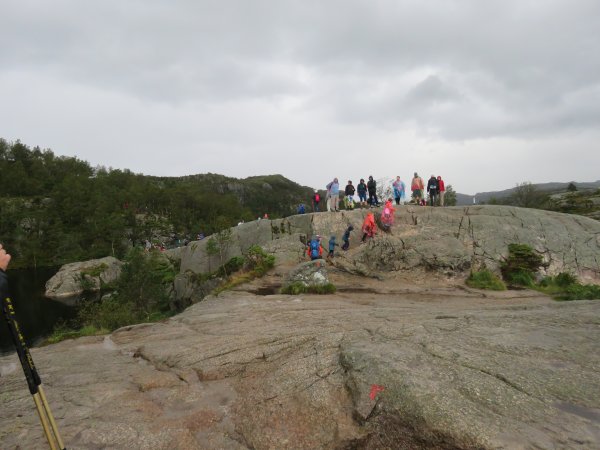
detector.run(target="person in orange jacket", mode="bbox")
[361,213,376,242]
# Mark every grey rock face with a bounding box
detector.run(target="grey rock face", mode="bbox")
[1,286,598,449]
[179,216,313,275]
[180,206,600,283]
[44,256,123,298]
[284,260,330,288]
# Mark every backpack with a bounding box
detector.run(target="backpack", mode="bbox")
[315,193,320,202]
[298,204,305,214]
[310,239,320,258]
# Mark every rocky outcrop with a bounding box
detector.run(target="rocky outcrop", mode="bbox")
[45,256,123,298]
[4,206,597,449]
[180,217,312,275]
[180,206,600,283]
[1,280,599,449]
[283,259,330,290]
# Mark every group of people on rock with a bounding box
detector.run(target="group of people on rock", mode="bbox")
[306,224,356,261]
[305,196,399,261]
[314,176,383,212]
[410,173,447,207]
[302,173,447,261]
[306,173,446,212]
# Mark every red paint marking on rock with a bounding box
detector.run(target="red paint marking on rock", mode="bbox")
[369,384,385,400]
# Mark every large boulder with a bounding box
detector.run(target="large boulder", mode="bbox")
[45,256,123,298]
[179,216,313,274]
[283,260,330,290]
[180,206,600,283]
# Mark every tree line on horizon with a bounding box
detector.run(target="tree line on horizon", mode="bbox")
[0,139,313,268]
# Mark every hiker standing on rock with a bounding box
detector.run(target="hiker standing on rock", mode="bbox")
[392,176,406,206]
[367,176,379,207]
[344,180,355,210]
[411,172,425,205]
[427,175,439,207]
[357,179,368,208]
[437,176,446,206]
[326,178,340,212]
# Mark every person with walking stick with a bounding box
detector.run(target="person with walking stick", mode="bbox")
[1,243,67,450]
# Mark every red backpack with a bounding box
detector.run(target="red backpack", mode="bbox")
[315,193,320,202]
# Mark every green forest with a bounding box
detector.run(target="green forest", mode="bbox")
[0,139,314,269]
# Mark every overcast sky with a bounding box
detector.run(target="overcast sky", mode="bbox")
[1,0,599,194]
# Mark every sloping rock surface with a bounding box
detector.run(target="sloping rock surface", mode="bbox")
[180,206,600,283]
[1,276,599,449]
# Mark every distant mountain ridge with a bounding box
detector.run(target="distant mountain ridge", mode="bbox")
[456,180,600,205]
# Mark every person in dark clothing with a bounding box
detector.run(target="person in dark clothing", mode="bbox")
[327,235,339,259]
[344,181,356,209]
[0,245,10,381]
[427,174,439,207]
[357,179,368,208]
[0,244,11,304]
[367,176,379,207]
[341,225,354,250]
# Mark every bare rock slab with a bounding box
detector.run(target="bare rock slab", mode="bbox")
[1,284,599,449]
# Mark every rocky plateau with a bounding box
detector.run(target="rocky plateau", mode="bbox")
[3,205,600,449]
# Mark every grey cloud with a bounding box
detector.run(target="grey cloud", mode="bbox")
[1,0,599,144]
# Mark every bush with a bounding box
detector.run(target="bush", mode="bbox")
[506,268,535,287]
[559,284,600,301]
[555,272,577,288]
[525,272,600,301]
[281,282,337,295]
[466,270,506,290]
[215,256,245,277]
[245,245,276,275]
[211,246,275,295]
[80,263,108,277]
[501,244,543,286]
[46,323,109,345]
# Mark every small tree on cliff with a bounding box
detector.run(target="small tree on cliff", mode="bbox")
[445,185,457,206]
[205,216,234,275]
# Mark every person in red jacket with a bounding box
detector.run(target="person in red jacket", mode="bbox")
[361,212,376,242]
[437,176,446,206]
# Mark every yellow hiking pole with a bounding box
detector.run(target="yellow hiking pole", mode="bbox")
[2,295,66,450]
